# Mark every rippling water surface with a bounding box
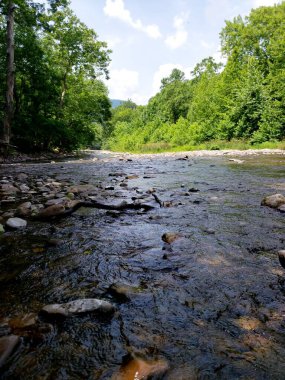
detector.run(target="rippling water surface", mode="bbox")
[0,152,285,379]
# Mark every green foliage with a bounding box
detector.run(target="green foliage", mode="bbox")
[107,2,285,152]
[0,0,111,151]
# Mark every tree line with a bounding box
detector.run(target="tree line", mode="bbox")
[1,1,284,153]
[0,0,111,152]
[107,2,285,152]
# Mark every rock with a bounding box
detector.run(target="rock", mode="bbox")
[0,224,4,234]
[278,250,285,269]
[229,158,244,164]
[9,313,38,330]
[126,175,139,180]
[112,357,168,380]
[45,198,66,206]
[37,204,65,218]
[19,184,30,192]
[188,187,200,192]
[105,186,115,190]
[41,298,115,317]
[108,283,140,301]
[0,184,19,194]
[261,194,285,209]
[67,184,95,194]
[162,232,181,244]
[6,217,27,229]
[16,173,28,181]
[278,204,285,213]
[0,335,20,368]
[16,201,32,217]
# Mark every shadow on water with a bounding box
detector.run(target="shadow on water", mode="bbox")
[0,152,285,379]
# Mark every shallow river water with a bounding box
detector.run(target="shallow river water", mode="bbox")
[0,151,285,379]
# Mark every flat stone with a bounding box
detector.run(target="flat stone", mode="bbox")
[0,335,20,368]
[6,217,27,229]
[261,194,285,209]
[41,298,115,317]
[37,204,65,218]
[67,184,95,194]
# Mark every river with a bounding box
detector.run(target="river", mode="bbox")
[0,150,285,379]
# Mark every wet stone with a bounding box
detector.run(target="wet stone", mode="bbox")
[112,356,169,380]
[6,217,27,229]
[41,298,115,317]
[278,250,285,269]
[162,232,181,244]
[0,335,20,368]
[261,193,285,209]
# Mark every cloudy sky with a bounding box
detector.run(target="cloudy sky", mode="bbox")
[70,0,279,104]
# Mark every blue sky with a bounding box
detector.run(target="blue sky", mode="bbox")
[70,0,279,104]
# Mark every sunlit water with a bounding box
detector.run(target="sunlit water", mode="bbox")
[0,152,285,379]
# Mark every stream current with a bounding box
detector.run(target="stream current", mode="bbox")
[0,151,285,379]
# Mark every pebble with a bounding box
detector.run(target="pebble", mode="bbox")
[41,298,115,317]
[6,217,27,229]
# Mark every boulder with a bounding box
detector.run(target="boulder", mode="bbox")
[261,194,285,209]
[0,335,20,368]
[6,217,27,229]
[41,298,115,317]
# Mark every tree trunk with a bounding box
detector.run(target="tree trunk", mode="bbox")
[2,1,15,146]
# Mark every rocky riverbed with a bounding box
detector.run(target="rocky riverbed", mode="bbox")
[0,150,285,379]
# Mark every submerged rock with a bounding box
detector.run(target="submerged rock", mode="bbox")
[278,250,285,269]
[37,204,65,218]
[6,217,27,229]
[162,232,181,244]
[41,298,115,317]
[112,356,169,380]
[261,193,285,209]
[0,335,20,368]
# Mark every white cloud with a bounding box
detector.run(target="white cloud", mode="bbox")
[105,36,122,49]
[103,0,161,39]
[253,0,279,6]
[107,68,139,100]
[152,63,193,96]
[165,14,189,49]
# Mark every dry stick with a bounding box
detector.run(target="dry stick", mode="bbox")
[152,193,164,207]
[34,200,155,220]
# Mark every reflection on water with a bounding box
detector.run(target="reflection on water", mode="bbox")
[0,153,285,379]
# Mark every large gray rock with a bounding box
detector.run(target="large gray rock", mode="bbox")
[0,335,20,368]
[6,217,27,229]
[41,298,115,317]
[261,194,285,209]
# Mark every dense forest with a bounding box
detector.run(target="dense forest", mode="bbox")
[0,0,111,152]
[108,2,285,152]
[0,1,285,153]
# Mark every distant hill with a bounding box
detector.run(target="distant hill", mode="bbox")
[111,99,125,108]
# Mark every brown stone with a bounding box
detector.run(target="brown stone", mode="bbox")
[37,204,65,218]
[162,232,181,244]
[261,193,285,209]
[112,357,168,380]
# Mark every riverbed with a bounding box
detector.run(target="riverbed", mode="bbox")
[0,150,285,379]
